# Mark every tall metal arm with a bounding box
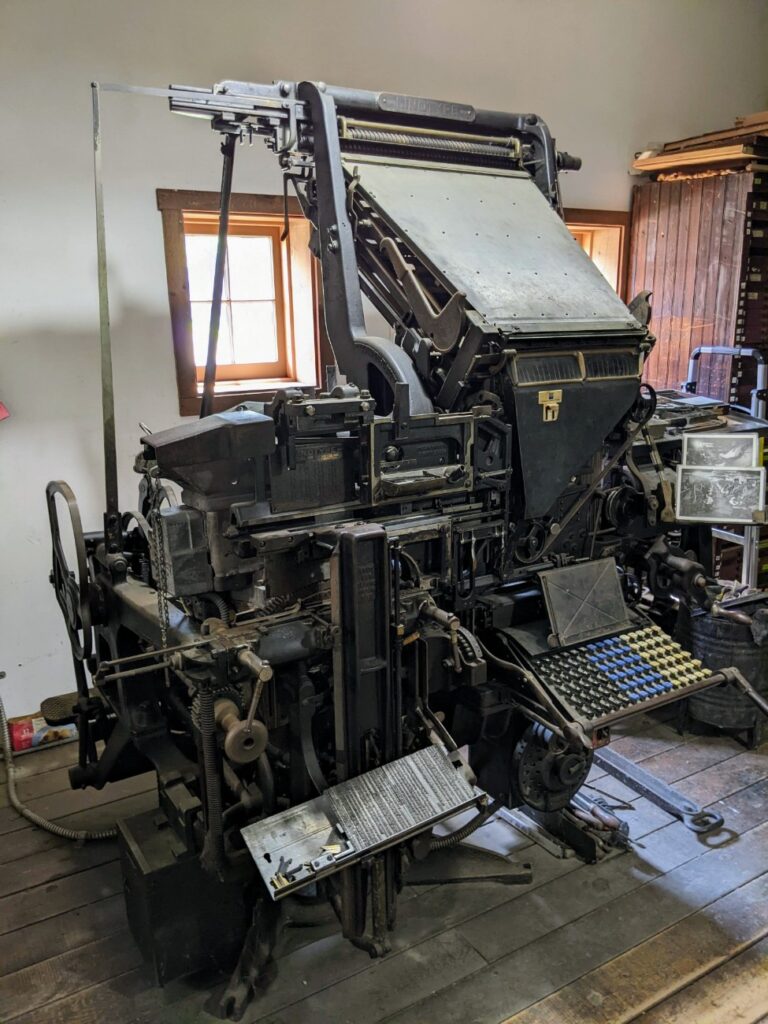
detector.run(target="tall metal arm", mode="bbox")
[296,81,433,415]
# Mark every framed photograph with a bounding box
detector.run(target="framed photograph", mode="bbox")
[682,432,760,469]
[676,465,766,524]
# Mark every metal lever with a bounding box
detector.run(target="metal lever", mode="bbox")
[380,237,466,353]
[593,746,724,835]
[200,132,237,418]
[722,666,768,719]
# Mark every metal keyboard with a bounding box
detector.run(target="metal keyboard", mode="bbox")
[532,623,715,727]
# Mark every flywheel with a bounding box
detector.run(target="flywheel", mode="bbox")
[46,480,93,663]
[511,722,591,813]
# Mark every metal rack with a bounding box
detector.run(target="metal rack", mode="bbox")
[685,345,768,587]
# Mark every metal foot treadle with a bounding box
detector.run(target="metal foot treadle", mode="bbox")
[405,844,533,886]
[40,690,90,727]
[594,745,724,834]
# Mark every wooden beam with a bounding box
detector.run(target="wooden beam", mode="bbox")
[633,146,754,172]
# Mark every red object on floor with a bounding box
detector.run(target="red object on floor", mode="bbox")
[8,715,77,751]
[0,402,9,421]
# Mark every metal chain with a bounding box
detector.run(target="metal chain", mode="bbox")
[149,509,170,650]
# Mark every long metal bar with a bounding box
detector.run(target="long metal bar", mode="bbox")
[200,134,237,418]
[95,639,211,670]
[99,660,172,682]
[593,746,724,833]
[91,83,121,553]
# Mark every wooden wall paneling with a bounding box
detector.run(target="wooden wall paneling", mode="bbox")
[712,174,749,399]
[668,179,698,391]
[711,176,735,397]
[658,180,683,389]
[698,177,724,396]
[628,184,650,303]
[645,182,666,387]
[689,176,717,396]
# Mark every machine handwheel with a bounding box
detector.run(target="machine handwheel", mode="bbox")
[46,480,93,663]
[511,723,592,813]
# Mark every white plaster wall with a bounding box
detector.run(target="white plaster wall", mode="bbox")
[2,0,767,716]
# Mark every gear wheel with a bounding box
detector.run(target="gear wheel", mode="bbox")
[191,685,246,727]
[511,723,591,812]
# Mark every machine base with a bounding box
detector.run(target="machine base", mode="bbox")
[118,808,252,986]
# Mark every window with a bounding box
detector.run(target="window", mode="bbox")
[564,208,631,300]
[157,190,327,415]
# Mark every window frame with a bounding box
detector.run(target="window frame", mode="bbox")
[563,208,631,301]
[157,189,329,416]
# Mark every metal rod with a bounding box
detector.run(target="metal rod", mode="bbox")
[99,660,172,682]
[91,83,121,552]
[96,640,210,670]
[200,133,237,418]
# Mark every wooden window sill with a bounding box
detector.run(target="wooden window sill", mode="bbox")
[180,380,315,417]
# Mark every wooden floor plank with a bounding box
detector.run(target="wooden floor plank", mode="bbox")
[0,824,90,865]
[680,746,768,807]
[2,707,766,1024]
[423,767,768,970]
[607,720,687,763]
[633,935,768,1024]
[257,930,486,1024]
[0,762,81,808]
[457,820,708,963]
[7,967,160,1024]
[0,742,78,787]
[52,789,157,832]
[589,731,745,788]
[380,818,768,1024]
[0,860,123,936]
[0,789,155,867]
[0,840,117,899]
[0,930,143,1022]
[504,874,768,1024]
[0,894,127,978]
[0,773,156,836]
[635,733,744,785]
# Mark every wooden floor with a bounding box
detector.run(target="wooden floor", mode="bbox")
[2,714,768,1024]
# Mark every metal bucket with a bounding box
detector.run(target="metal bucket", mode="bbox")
[686,600,768,731]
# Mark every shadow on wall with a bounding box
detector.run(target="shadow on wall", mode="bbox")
[0,306,181,718]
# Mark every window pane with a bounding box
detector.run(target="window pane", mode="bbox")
[185,234,228,302]
[227,235,275,301]
[231,301,278,364]
[191,301,234,366]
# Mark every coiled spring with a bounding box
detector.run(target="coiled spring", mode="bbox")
[342,126,518,160]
